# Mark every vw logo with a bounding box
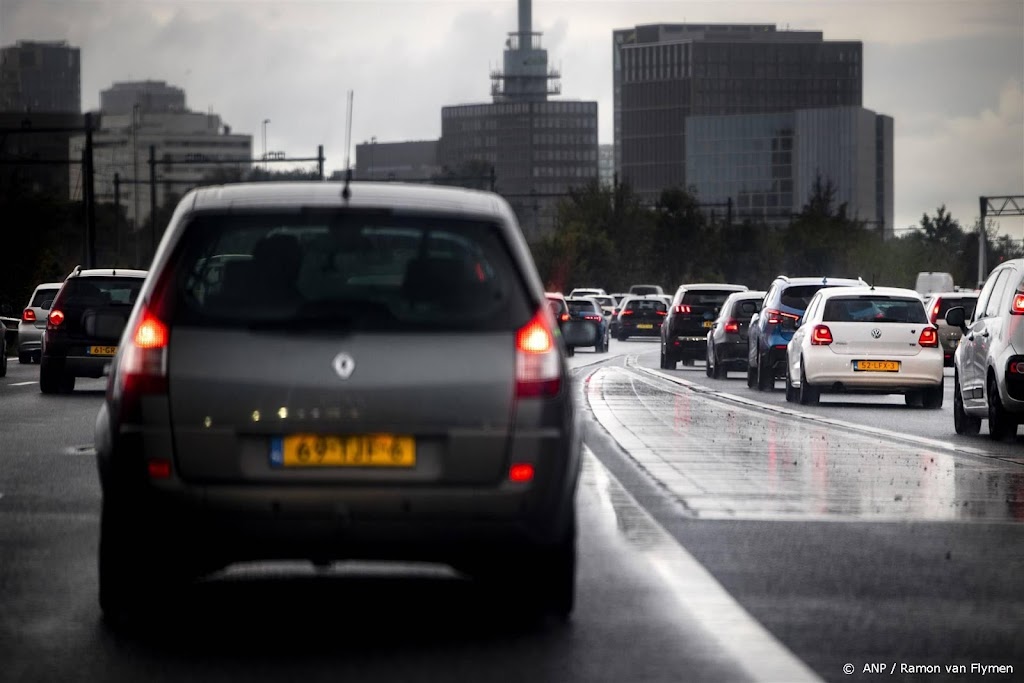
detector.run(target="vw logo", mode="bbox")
[871,328,882,339]
[332,352,356,379]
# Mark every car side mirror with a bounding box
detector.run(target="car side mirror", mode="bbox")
[944,306,967,331]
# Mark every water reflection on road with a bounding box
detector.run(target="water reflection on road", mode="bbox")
[586,366,1024,522]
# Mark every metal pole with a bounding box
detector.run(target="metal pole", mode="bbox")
[317,145,324,180]
[113,173,121,266]
[262,118,270,172]
[84,112,96,269]
[978,197,987,287]
[149,145,157,262]
[133,104,141,265]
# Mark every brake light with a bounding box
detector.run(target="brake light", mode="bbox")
[1008,360,1024,375]
[147,458,172,480]
[766,308,782,324]
[47,309,65,327]
[918,327,938,348]
[508,463,535,483]
[656,310,667,316]
[675,304,691,314]
[560,313,569,322]
[515,309,561,398]
[724,319,739,333]
[621,309,634,316]
[23,309,36,322]
[116,310,170,421]
[930,299,941,324]
[1013,293,1024,315]
[811,324,833,345]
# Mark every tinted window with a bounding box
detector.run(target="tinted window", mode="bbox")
[593,296,615,308]
[732,299,761,320]
[779,285,827,310]
[681,290,737,306]
[567,299,598,315]
[626,298,667,313]
[630,286,660,296]
[57,277,142,308]
[935,296,978,320]
[173,211,531,332]
[822,296,927,323]
[547,297,567,317]
[30,287,60,309]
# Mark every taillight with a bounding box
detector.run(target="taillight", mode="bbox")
[23,309,36,322]
[766,308,782,324]
[47,309,65,327]
[515,309,561,398]
[116,311,170,420]
[560,313,569,322]
[508,463,535,483]
[1012,293,1024,315]
[724,319,739,333]
[930,299,941,324]
[918,327,938,348]
[1007,359,1024,375]
[675,304,691,314]
[621,310,634,316]
[811,324,833,345]
[656,310,667,316]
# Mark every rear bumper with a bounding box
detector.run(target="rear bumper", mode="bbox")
[17,325,43,353]
[714,340,750,366]
[803,352,943,391]
[45,354,113,378]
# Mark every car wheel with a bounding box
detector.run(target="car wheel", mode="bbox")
[784,367,797,403]
[0,342,6,378]
[746,362,756,389]
[953,375,981,435]
[617,333,627,342]
[566,345,575,358]
[18,352,32,364]
[39,363,62,394]
[798,360,819,405]
[705,353,713,377]
[904,391,924,408]
[660,348,673,370]
[711,351,724,379]
[988,375,1017,440]
[921,380,944,409]
[756,352,773,391]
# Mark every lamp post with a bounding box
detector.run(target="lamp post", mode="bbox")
[133,103,141,265]
[262,118,271,172]
[368,136,377,180]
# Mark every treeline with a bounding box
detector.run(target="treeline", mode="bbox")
[531,178,1023,294]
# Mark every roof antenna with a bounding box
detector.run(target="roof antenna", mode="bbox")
[342,89,353,201]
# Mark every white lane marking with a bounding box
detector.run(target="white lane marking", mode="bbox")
[586,448,822,683]
[632,362,1001,460]
[8,381,37,387]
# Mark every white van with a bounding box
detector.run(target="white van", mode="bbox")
[915,272,954,298]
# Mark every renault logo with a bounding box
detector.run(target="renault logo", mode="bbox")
[871,328,882,339]
[332,352,356,379]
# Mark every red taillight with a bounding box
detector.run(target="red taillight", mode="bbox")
[47,309,65,327]
[620,309,634,316]
[656,310,667,316]
[1013,293,1024,315]
[116,310,170,420]
[560,313,570,322]
[675,304,691,314]
[930,299,941,324]
[766,308,782,324]
[147,458,172,479]
[811,324,833,345]
[918,326,938,347]
[515,309,561,398]
[23,309,36,322]
[1008,360,1024,375]
[724,319,739,333]
[508,463,535,483]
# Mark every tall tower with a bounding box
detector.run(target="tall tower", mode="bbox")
[490,0,560,102]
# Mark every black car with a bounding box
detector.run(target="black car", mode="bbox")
[563,297,610,353]
[616,296,666,340]
[660,284,747,369]
[39,267,147,394]
[546,292,575,356]
[704,291,765,378]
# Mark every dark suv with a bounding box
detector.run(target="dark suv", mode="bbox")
[747,275,866,391]
[94,182,580,625]
[660,284,747,369]
[40,268,147,394]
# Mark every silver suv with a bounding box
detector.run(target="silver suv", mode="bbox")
[946,258,1023,439]
[95,182,581,625]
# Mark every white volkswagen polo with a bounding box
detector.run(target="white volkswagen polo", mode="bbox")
[784,286,944,407]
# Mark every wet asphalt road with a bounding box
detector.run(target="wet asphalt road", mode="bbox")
[1,342,1022,682]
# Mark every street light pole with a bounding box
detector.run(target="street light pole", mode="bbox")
[262,118,270,172]
[133,103,141,265]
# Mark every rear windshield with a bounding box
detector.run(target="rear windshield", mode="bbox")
[730,298,762,320]
[546,297,567,317]
[625,298,667,313]
[681,290,737,307]
[630,286,660,296]
[30,287,60,309]
[822,296,928,323]
[593,296,615,308]
[172,211,531,332]
[56,277,142,308]
[779,285,827,310]
[935,296,978,319]
[567,299,598,314]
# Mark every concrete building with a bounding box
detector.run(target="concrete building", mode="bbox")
[685,106,894,236]
[69,82,252,232]
[612,23,871,202]
[0,41,81,113]
[100,81,186,115]
[599,144,615,187]
[439,0,599,240]
[355,139,440,181]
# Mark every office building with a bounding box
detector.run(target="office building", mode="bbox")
[100,80,186,115]
[598,144,615,187]
[0,40,81,113]
[612,23,867,200]
[439,0,599,240]
[355,139,440,181]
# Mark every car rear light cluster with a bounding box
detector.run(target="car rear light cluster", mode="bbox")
[918,327,939,348]
[620,310,634,316]
[675,304,691,314]
[724,319,739,333]
[515,309,561,398]
[23,309,36,322]
[1013,292,1024,315]
[766,308,800,325]
[560,313,569,322]
[47,309,65,327]
[1008,359,1024,375]
[115,310,170,420]
[656,310,667,316]
[811,324,833,345]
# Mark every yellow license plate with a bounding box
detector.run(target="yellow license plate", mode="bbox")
[88,346,118,356]
[273,434,415,468]
[854,360,900,372]
[637,324,654,329]
[703,321,714,328]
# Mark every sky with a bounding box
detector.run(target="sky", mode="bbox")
[2,0,1022,238]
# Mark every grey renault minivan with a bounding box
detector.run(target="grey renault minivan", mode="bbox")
[95,182,581,624]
